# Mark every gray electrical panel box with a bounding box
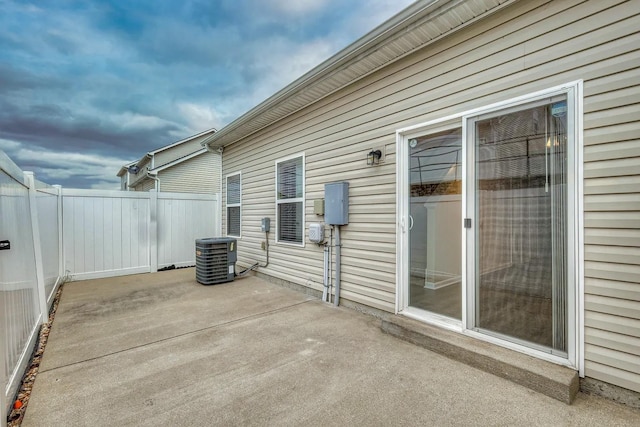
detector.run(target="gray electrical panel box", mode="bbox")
[325,182,349,225]
[261,217,271,232]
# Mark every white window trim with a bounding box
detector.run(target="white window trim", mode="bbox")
[275,153,305,247]
[396,81,584,374]
[226,171,241,238]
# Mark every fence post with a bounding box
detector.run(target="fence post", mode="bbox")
[24,172,48,325]
[53,185,64,284]
[149,190,158,273]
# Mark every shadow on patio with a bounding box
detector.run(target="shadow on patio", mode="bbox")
[22,268,640,426]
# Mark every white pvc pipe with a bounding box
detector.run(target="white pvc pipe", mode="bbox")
[329,226,333,304]
[334,226,341,307]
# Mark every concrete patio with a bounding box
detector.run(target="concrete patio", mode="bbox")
[22,268,640,426]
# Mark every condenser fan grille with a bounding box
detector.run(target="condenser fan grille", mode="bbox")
[196,237,237,285]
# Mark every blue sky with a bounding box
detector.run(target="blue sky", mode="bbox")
[0,0,414,188]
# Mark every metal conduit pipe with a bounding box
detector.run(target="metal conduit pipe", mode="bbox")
[260,231,269,268]
[334,225,341,307]
[236,231,269,276]
[322,243,329,302]
[329,226,333,303]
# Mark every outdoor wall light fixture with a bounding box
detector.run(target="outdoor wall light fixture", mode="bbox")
[367,149,382,166]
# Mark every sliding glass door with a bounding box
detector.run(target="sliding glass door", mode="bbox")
[408,128,462,320]
[468,96,569,355]
[400,83,578,363]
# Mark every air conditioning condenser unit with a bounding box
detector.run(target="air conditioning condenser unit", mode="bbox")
[195,237,237,285]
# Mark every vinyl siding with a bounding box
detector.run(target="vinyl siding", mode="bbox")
[128,168,149,190]
[134,179,155,192]
[153,134,212,167]
[581,0,640,387]
[222,0,640,390]
[159,152,221,194]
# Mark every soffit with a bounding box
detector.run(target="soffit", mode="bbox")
[203,0,515,149]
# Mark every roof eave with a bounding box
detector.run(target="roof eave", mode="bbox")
[149,128,217,155]
[202,1,438,149]
[202,0,516,150]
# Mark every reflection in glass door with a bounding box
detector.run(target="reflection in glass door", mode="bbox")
[409,128,462,319]
[472,97,568,354]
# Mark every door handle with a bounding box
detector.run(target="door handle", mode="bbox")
[409,215,414,231]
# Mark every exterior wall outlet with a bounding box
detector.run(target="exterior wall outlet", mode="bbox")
[314,199,325,215]
[261,241,266,250]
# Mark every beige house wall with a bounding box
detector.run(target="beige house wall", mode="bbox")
[127,162,149,189]
[160,152,222,194]
[221,0,639,391]
[153,134,212,168]
[134,179,156,192]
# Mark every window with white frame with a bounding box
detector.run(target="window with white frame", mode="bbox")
[226,172,241,237]
[276,154,304,245]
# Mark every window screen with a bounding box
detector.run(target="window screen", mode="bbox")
[276,156,304,244]
[226,173,241,237]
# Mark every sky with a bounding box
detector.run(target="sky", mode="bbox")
[0,0,415,189]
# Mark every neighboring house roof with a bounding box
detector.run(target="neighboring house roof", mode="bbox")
[202,0,515,150]
[117,128,217,191]
[117,128,217,178]
[116,160,138,178]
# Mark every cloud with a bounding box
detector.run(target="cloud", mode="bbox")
[262,0,332,16]
[243,37,338,104]
[111,112,177,132]
[0,0,415,188]
[0,64,66,94]
[0,138,21,151]
[345,0,416,36]
[176,102,225,133]
[8,146,129,188]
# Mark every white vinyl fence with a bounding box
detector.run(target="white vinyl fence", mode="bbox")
[62,190,151,280]
[36,181,63,302]
[1,150,220,420]
[156,192,219,269]
[1,153,62,422]
[62,189,219,280]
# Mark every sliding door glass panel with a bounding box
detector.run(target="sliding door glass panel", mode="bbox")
[474,96,568,354]
[409,128,462,319]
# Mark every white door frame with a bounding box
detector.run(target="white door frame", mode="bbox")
[395,81,584,375]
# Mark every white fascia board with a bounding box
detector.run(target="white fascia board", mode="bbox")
[134,153,152,169]
[148,128,217,155]
[116,167,128,177]
[127,174,150,188]
[116,160,138,177]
